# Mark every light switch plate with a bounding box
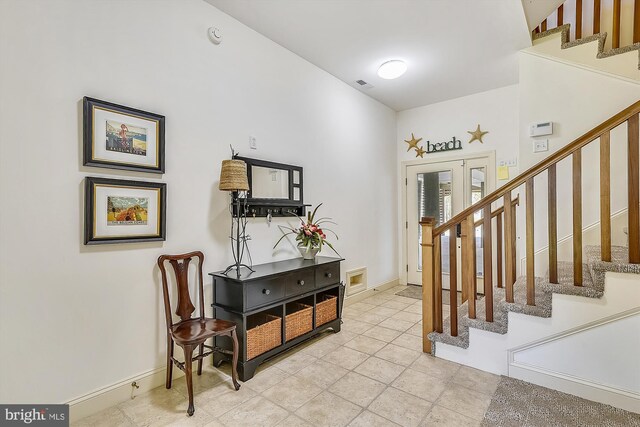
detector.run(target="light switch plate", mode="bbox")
[533,139,548,153]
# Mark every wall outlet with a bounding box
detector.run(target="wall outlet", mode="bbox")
[533,139,548,153]
[249,136,257,150]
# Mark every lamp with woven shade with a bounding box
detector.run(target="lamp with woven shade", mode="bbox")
[219,159,250,192]
[219,158,254,277]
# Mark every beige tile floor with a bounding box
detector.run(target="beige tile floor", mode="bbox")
[73,285,498,427]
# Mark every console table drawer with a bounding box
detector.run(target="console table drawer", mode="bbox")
[247,279,285,309]
[316,263,340,287]
[286,270,315,296]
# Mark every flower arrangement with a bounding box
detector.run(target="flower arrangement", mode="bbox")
[274,203,339,257]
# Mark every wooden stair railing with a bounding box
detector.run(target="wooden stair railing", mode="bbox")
[421,99,640,354]
[534,0,640,47]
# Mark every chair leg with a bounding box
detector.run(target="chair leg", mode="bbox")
[197,343,204,376]
[166,336,174,389]
[184,344,195,416]
[230,329,241,391]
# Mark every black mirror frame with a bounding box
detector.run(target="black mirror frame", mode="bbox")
[234,156,305,218]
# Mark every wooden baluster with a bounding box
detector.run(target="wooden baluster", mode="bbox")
[497,213,503,289]
[613,0,621,48]
[434,235,443,333]
[573,150,583,285]
[511,201,517,285]
[635,0,640,43]
[462,214,477,319]
[449,227,458,336]
[541,19,547,32]
[420,217,435,353]
[576,0,583,39]
[558,4,564,26]
[601,131,612,262]
[483,205,494,322]
[526,178,535,305]
[460,224,468,303]
[504,191,515,303]
[548,164,558,283]
[629,114,640,263]
[594,0,601,33]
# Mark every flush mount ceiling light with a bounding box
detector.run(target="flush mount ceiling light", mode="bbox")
[377,60,407,79]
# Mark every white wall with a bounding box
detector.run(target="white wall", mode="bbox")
[396,85,520,281]
[0,0,397,404]
[517,50,640,274]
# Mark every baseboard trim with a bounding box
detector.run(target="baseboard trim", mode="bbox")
[67,365,187,423]
[344,278,399,305]
[70,277,400,422]
[508,364,640,414]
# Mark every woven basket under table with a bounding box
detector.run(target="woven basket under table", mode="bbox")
[315,294,338,326]
[285,302,313,342]
[246,314,282,360]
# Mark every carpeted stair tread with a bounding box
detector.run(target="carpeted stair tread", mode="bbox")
[428,301,470,349]
[541,261,602,298]
[482,376,640,426]
[586,245,640,288]
[462,286,509,334]
[499,276,551,318]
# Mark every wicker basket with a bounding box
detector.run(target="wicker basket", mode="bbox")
[315,294,338,326]
[285,303,313,342]
[246,314,282,360]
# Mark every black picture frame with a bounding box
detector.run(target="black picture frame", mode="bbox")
[84,177,166,245]
[83,97,165,173]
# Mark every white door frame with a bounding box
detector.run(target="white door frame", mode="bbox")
[400,150,496,285]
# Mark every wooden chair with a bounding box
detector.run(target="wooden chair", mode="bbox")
[158,251,240,416]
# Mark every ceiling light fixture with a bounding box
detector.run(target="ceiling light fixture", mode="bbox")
[377,60,407,79]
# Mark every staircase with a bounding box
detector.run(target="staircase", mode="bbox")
[418,100,640,409]
[531,0,640,72]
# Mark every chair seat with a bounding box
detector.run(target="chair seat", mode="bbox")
[170,318,236,346]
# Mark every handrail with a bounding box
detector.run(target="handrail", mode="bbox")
[433,99,640,237]
[473,196,520,227]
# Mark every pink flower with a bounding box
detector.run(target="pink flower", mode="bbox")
[304,230,311,236]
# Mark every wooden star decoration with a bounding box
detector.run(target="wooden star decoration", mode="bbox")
[467,125,489,144]
[404,133,423,151]
[415,146,426,158]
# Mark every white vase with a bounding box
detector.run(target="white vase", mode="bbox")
[298,246,319,260]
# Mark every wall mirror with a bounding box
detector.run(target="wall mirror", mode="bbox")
[235,156,305,217]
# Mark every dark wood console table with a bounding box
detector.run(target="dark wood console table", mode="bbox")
[210,257,344,381]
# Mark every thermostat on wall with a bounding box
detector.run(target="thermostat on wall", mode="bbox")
[530,121,553,137]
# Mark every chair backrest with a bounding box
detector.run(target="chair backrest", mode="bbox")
[157,251,205,330]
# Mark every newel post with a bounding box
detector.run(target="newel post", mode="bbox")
[420,217,436,354]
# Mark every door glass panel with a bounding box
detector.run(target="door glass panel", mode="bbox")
[470,167,486,275]
[417,171,452,272]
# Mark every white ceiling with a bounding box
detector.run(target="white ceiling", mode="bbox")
[206,0,532,111]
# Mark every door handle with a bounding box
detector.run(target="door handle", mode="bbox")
[262,289,270,295]
[298,280,305,286]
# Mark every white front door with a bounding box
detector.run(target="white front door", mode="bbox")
[406,155,493,286]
